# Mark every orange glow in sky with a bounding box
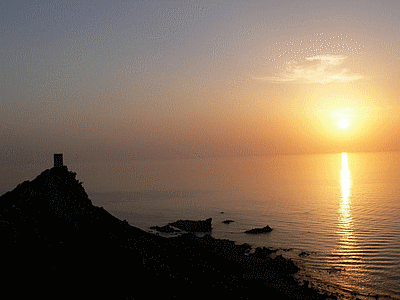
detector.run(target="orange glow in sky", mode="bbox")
[1,0,400,187]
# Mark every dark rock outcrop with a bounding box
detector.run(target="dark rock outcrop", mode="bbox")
[244,225,273,234]
[168,218,212,232]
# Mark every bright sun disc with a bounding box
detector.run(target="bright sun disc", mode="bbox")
[338,118,349,129]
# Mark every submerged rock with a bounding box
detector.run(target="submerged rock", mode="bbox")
[272,255,300,274]
[222,220,234,224]
[299,251,310,257]
[244,225,273,234]
[168,218,212,232]
[150,225,181,233]
[251,247,277,259]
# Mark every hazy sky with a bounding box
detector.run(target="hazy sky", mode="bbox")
[1,0,400,190]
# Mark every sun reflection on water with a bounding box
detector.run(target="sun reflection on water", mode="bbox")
[331,153,356,280]
[324,152,357,293]
[339,152,352,240]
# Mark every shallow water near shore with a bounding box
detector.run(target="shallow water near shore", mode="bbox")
[79,152,400,300]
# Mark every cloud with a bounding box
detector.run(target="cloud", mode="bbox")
[255,54,363,84]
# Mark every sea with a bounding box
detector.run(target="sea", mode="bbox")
[72,151,400,300]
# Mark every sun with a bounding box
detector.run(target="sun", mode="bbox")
[338,118,349,129]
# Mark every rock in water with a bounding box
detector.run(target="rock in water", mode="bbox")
[222,220,234,224]
[244,225,273,234]
[150,225,181,233]
[168,218,212,232]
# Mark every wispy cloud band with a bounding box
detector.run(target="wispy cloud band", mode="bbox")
[255,54,363,84]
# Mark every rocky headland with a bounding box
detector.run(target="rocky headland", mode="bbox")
[0,166,333,300]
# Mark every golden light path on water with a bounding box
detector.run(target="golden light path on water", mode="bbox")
[333,152,359,291]
[339,152,352,243]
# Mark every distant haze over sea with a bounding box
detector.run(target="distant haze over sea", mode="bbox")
[83,152,400,299]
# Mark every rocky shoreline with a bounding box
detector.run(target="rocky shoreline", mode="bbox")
[0,167,335,299]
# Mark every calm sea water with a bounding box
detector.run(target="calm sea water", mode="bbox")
[77,152,400,300]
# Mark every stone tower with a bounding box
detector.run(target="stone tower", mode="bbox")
[54,153,63,168]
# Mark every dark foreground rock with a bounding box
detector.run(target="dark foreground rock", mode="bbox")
[168,217,212,232]
[0,167,331,300]
[244,225,273,234]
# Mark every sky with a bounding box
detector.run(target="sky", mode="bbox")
[1,0,400,190]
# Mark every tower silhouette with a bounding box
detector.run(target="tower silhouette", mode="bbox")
[54,154,63,168]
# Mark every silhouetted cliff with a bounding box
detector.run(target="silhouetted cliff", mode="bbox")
[0,167,150,299]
